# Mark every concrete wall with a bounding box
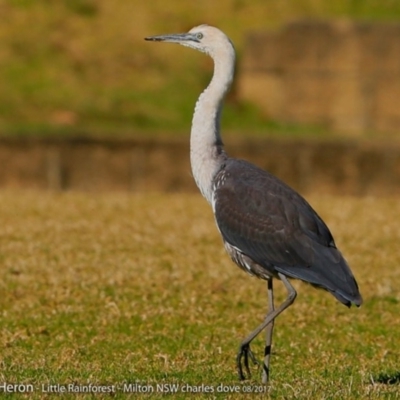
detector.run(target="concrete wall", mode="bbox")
[239,20,400,134]
[1,136,399,196]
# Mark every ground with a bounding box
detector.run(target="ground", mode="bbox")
[0,191,399,399]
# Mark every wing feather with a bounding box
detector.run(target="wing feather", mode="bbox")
[213,159,362,306]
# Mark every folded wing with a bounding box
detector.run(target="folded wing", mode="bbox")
[213,159,362,307]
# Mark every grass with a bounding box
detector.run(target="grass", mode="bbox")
[3,1,400,137]
[0,191,400,398]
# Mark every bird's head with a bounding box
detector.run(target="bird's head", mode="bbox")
[145,24,235,60]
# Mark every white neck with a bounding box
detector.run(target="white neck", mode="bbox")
[190,47,235,204]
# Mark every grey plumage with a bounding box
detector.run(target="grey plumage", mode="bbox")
[213,158,362,307]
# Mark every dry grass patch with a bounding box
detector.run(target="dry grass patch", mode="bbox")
[0,191,399,398]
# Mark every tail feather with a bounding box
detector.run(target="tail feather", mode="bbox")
[275,243,363,307]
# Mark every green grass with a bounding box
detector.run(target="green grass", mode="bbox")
[0,191,400,398]
[3,1,400,137]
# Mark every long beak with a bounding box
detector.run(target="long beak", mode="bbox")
[145,33,198,43]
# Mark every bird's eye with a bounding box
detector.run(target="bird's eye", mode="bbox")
[196,33,203,40]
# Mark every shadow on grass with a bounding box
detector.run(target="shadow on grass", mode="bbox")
[372,371,400,385]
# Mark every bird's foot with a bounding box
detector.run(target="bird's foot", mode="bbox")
[261,364,270,385]
[236,343,260,380]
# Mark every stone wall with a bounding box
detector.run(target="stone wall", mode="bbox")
[1,136,399,196]
[239,20,400,134]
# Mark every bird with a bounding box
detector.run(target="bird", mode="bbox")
[145,25,363,384]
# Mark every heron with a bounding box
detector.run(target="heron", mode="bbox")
[145,25,363,384]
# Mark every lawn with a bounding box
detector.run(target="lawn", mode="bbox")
[0,191,399,398]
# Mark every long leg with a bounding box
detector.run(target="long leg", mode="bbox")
[262,278,274,384]
[237,273,297,381]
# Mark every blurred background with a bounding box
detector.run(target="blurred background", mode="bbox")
[1,0,400,194]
